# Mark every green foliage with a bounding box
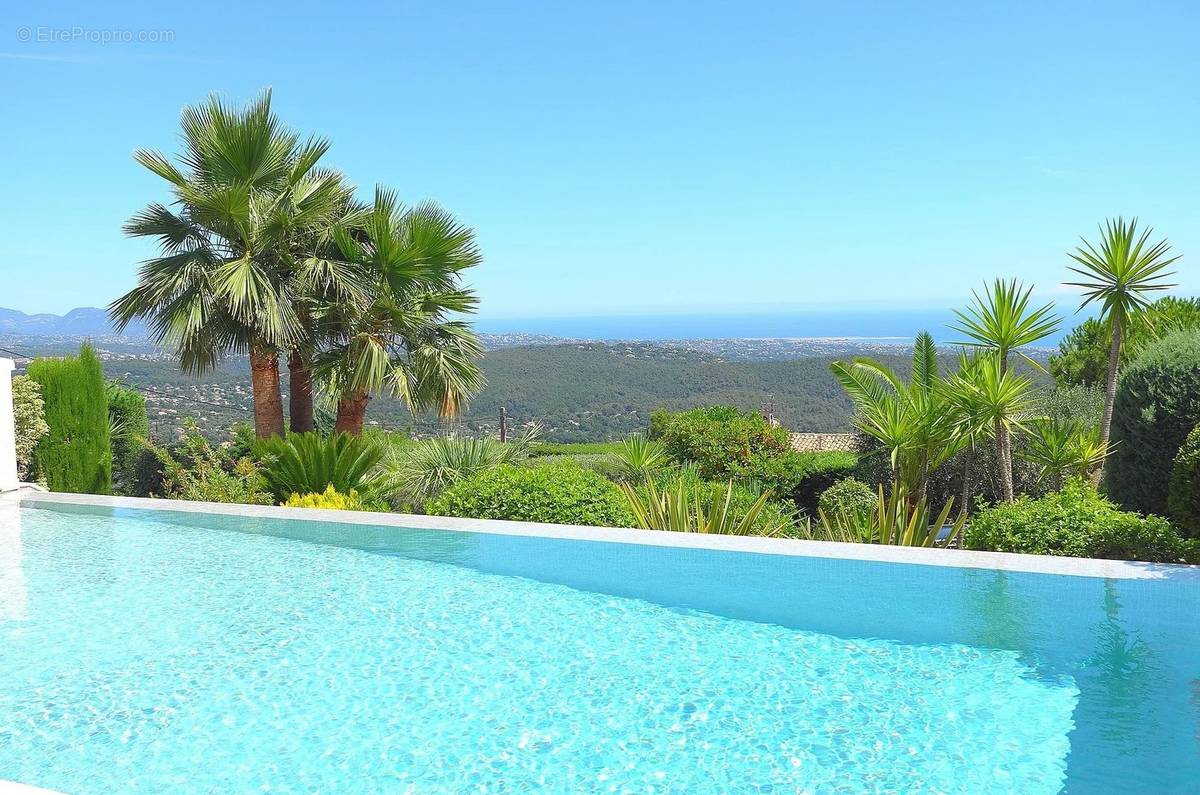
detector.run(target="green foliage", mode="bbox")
[386,431,536,506]
[832,333,969,498]
[27,345,112,494]
[783,451,860,514]
[106,381,149,494]
[806,486,965,547]
[529,441,625,457]
[818,477,876,521]
[1050,297,1200,386]
[966,481,1186,562]
[11,375,49,483]
[1167,425,1200,538]
[652,405,791,480]
[256,432,386,503]
[641,466,799,537]
[620,477,790,536]
[1104,330,1200,515]
[161,423,272,504]
[1036,383,1105,427]
[1017,418,1111,490]
[611,433,668,481]
[428,463,635,527]
[283,485,371,511]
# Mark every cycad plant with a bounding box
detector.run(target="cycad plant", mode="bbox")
[619,478,789,536]
[315,187,485,434]
[1066,217,1179,481]
[1018,418,1112,491]
[110,90,353,438]
[811,485,966,547]
[831,332,963,501]
[952,279,1059,500]
[256,432,386,503]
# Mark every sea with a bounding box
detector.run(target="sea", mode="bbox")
[475,308,1077,345]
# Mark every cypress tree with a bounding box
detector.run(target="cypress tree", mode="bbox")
[27,344,112,494]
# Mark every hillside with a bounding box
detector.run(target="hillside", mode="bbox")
[4,335,974,443]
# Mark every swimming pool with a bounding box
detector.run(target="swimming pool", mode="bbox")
[1,495,1197,793]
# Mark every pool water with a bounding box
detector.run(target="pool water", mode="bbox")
[1,503,1197,793]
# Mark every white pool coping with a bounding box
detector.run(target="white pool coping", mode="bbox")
[7,489,1198,582]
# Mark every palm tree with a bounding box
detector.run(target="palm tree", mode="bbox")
[940,351,994,514]
[314,187,485,434]
[109,90,352,438]
[1018,417,1112,491]
[1066,217,1179,482]
[952,279,1059,500]
[831,332,963,501]
[968,353,1037,501]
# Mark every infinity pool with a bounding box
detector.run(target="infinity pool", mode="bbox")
[1,500,1197,793]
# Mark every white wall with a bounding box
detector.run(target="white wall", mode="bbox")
[0,358,18,492]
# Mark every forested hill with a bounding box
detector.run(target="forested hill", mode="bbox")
[6,336,941,443]
[397,342,905,441]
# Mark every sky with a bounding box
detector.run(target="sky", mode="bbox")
[2,0,1198,321]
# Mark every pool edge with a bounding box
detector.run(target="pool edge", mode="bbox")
[8,489,1199,581]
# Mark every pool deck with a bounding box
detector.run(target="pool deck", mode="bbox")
[6,487,1198,581]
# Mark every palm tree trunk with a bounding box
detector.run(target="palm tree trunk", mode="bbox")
[960,442,975,516]
[998,355,1014,502]
[287,350,315,434]
[1095,316,1122,486]
[334,390,370,435]
[249,344,285,439]
[995,418,1014,502]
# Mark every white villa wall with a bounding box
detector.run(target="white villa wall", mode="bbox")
[0,358,18,492]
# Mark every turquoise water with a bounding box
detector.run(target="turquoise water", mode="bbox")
[1,504,1197,793]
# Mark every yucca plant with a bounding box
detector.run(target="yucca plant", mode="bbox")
[831,332,964,500]
[611,433,668,481]
[256,432,386,502]
[619,478,789,536]
[1018,417,1112,491]
[952,279,1059,501]
[1066,217,1179,481]
[811,485,966,547]
[386,425,540,506]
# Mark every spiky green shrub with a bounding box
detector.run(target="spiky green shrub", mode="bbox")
[26,345,111,494]
[106,381,149,494]
[12,375,49,483]
[610,433,668,481]
[806,486,965,547]
[1104,330,1200,515]
[620,477,790,536]
[283,485,371,511]
[1168,425,1200,537]
[818,477,876,521]
[256,432,386,503]
[428,463,635,527]
[966,481,1186,562]
[640,466,798,537]
[386,430,537,507]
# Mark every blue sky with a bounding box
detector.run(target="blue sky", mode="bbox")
[2,1,1198,320]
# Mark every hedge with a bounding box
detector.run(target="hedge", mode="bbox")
[1104,329,1200,515]
[27,345,111,494]
[1168,425,1200,537]
[106,381,149,494]
[966,481,1188,563]
[428,463,635,527]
